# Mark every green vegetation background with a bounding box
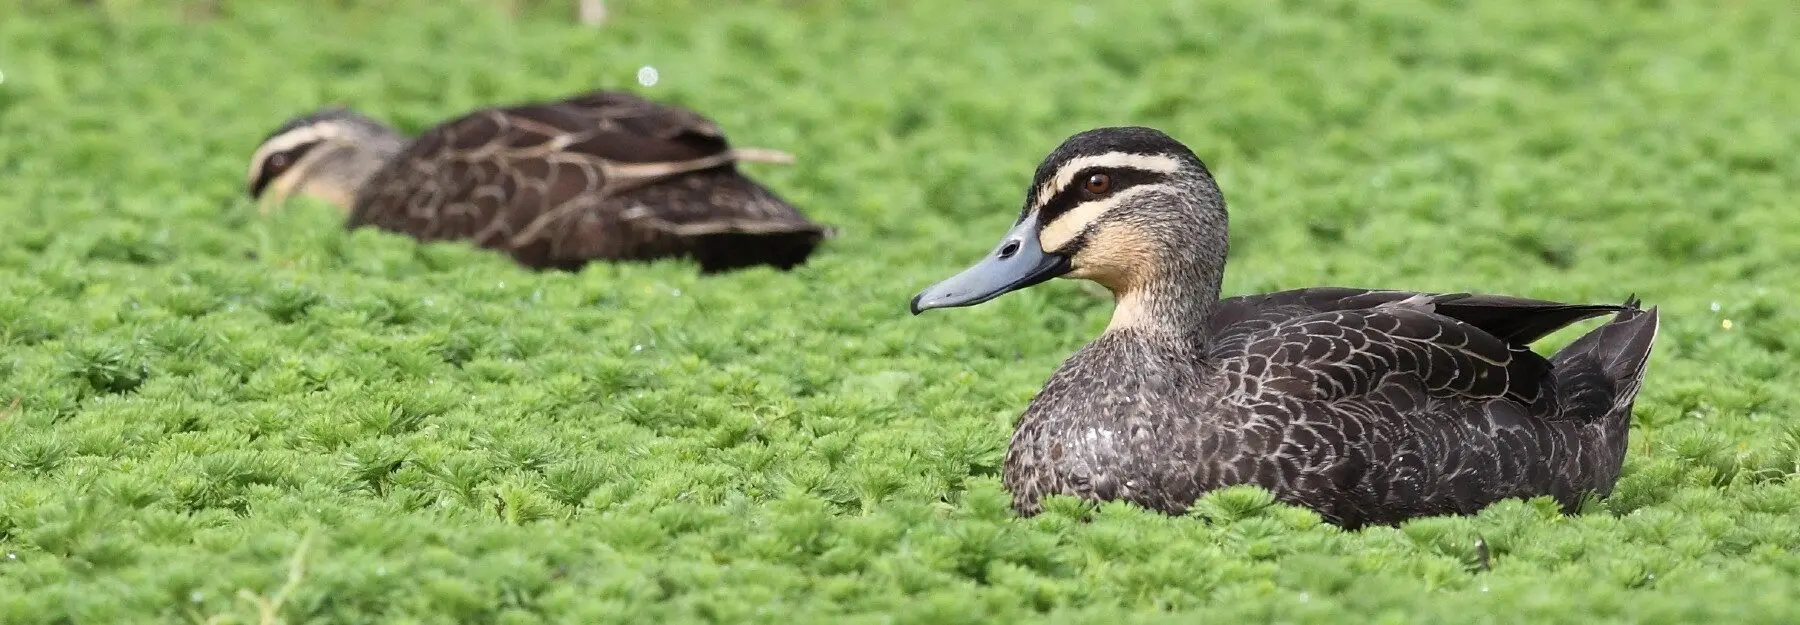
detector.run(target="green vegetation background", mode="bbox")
[2,0,1798,622]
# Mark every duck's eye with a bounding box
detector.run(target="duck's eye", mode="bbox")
[1083,173,1112,195]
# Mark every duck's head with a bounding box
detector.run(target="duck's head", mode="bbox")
[910,126,1228,316]
[246,107,403,214]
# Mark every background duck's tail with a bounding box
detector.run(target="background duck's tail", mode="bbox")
[690,227,832,273]
[597,168,835,273]
[1548,296,1661,490]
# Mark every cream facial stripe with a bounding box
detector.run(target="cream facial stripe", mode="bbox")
[1036,184,1162,252]
[246,125,341,184]
[1030,151,1183,211]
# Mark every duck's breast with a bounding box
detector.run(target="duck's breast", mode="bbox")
[1003,334,1231,515]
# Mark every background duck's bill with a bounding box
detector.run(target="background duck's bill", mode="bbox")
[909,215,1071,314]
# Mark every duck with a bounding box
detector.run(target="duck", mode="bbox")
[245,90,834,273]
[909,126,1660,528]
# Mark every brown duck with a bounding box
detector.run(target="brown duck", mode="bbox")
[245,90,834,273]
[911,126,1661,528]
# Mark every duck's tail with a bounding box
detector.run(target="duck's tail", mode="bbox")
[607,169,834,274]
[1548,295,1661,491]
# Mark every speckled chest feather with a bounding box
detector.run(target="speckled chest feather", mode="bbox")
[1004,331,1227,518]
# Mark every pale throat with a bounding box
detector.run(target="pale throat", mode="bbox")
[267,147,373,213]
[1061,231,1220,338]
[300,178,359,212]
[1101,279,1220,341]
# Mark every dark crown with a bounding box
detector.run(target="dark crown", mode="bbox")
[260,106,388,144]
[1031,126,1209,183]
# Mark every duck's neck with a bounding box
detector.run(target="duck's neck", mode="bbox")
[1086,185,1229,348]
[1102,271,1222,348]
[334,133,408,189]
[293,136,408,210]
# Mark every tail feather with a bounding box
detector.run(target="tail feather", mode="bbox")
[692,229,829,273]
[601,167,835,273]
[1549,297,1660,406]
[1205,288,1629,345]
[1431,295,1630,345]
[1546,297,1659,496]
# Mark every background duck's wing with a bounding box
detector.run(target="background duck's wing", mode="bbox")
[348,92,824,271]
[548,168,833,273]
[1209,287,1627,345]
[347,108,534,246]
[521,90,739,179]
[535,91,829,270]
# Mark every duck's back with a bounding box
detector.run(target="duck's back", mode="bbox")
[1005,289,1658,528]
[547,168,829,272]
[346,91,828,271]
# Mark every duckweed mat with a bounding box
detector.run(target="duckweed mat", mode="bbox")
[3,1,1799,622]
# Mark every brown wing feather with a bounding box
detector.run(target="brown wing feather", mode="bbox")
[503,90,732,166]
[347,91,826,271]
[549,168,830,273]
[348,109,601,251]
[1195,301,1645,526]
[1207,287,1626,346]
[1209,305,1552,409]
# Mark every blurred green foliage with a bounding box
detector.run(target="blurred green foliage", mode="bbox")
[2,0,1799,622]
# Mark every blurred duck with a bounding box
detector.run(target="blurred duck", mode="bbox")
[246,90,833,273]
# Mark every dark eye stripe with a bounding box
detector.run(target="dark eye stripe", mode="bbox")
[248,142,322,198]
[1036,167,1167,223]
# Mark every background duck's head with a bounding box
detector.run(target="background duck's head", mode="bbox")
[911,126,1230,320]
[245,107,406,214]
